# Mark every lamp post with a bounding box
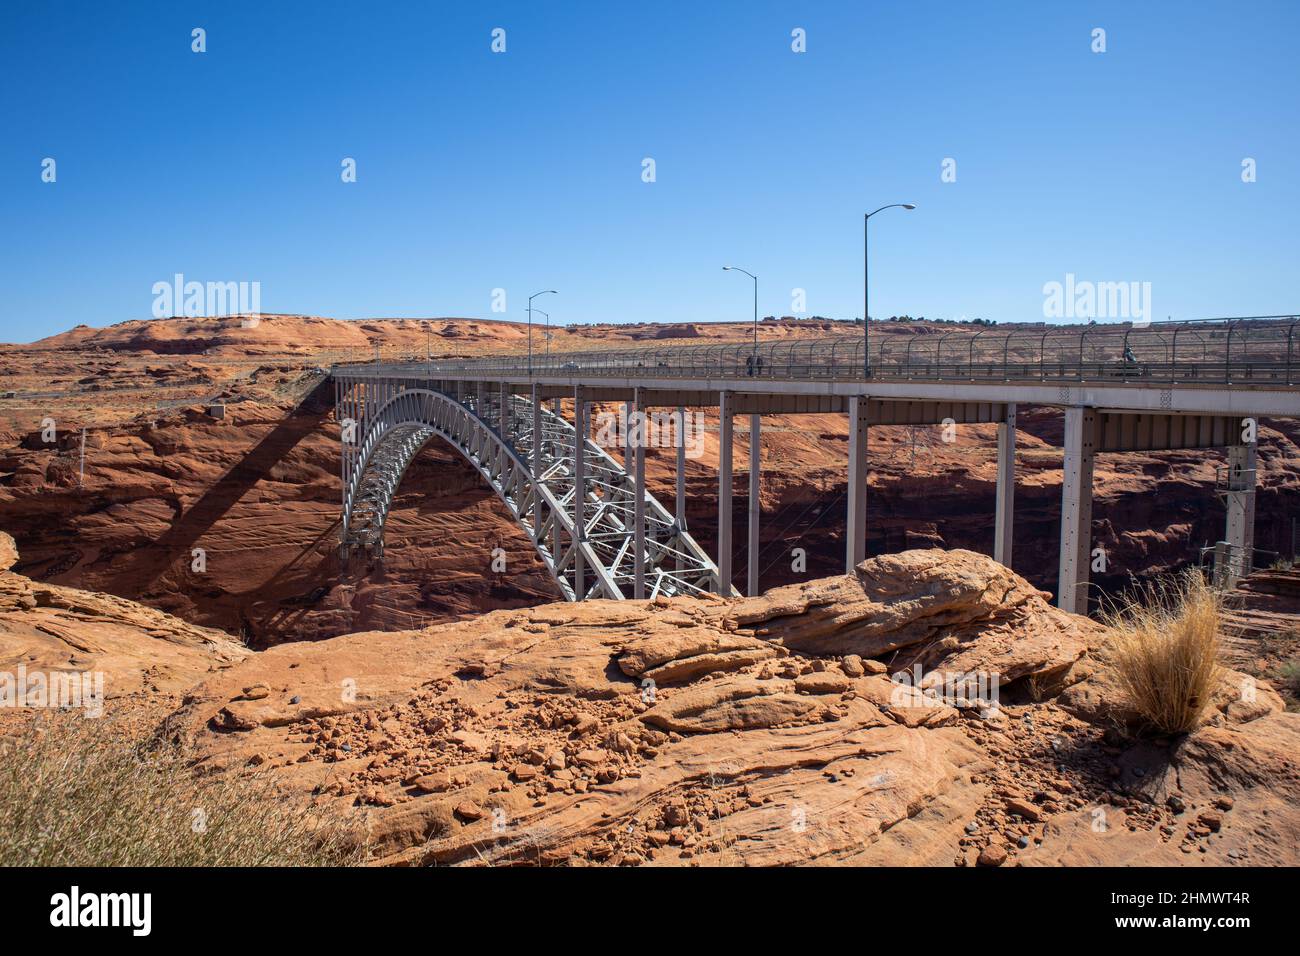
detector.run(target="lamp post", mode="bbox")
[722,266,759,357]
[528,289,557,374]
[532,308,549,360]
[724,264,764,596]
[863,203,916,378]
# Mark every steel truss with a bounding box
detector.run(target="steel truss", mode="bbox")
[338,385,721,600]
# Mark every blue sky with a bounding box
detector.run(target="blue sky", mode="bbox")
[2,0,1296,343]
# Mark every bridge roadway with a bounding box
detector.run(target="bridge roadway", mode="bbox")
[331,316,1300,613]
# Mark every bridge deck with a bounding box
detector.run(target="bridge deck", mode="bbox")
[334,317,1300,417]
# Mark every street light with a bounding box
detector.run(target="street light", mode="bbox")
[863,203,916,378]
[528,289,557,374]
[722,266,759,358]
[532,308,550,359]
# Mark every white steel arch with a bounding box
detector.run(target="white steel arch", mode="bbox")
[339,386,721,601]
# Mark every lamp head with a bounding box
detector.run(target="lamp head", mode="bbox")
[902,204,917,210]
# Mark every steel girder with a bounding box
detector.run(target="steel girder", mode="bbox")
[339,386,721,601]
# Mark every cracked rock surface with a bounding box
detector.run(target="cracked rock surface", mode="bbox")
[146,547,1298,867]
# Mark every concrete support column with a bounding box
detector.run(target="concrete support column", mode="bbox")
[846,395,870,573]
[623,400,634,469]
[1225,440,1258,584]
[633,389,646,599]
[476,381,486,418]
[1057,406,1097,615]
[336,378,346,524]
[574,387,587,600]
[500,382,509,438]
[676,405,688,574]
[531,384,543,547]
[994,403,1017,568]
[748,413,761,596]
[549,398,562,563]
[718,391,734,595]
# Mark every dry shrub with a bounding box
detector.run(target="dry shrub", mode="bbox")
[0,713,367,866]
[1101,570,1224,736]
[1277,659,1300,706]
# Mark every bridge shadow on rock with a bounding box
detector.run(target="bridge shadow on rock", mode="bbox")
[106,379,335,597]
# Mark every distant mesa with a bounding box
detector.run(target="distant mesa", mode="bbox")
[16,314,529,356]
[630,323,702,340]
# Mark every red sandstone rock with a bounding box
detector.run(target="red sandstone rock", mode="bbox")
[146,548,1298,867]
[6,318,1300,654]
[0,531,249,720]
[4,513,1298,869]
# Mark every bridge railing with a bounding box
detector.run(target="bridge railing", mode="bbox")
[340,316,1300,386]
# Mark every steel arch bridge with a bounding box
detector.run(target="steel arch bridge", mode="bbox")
[333,315,1300,613]
[336,383,724,601]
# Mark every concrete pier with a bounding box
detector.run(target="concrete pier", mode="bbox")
[1057,407,1097,615]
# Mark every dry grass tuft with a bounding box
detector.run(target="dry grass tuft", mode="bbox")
[1101,570,1224,736]
[1277,659,1300,707]
[0,714,367,867]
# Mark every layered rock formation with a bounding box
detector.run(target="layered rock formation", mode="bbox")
[3,528,1292,866]
[12,314,839,356]
[0,531,248,735]
[0,391,561,646]
[6,384,1300,649]
[151,548,1298,867]
[5,314,1300,647]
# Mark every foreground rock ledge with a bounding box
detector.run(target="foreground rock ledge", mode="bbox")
[152,548,1298,867]
[0,530,248,721]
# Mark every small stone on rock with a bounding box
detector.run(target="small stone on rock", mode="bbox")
[977,844,1008,867]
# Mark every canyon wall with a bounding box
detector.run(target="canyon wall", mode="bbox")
[4,387,1299,647]
[3,316,1298,648]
